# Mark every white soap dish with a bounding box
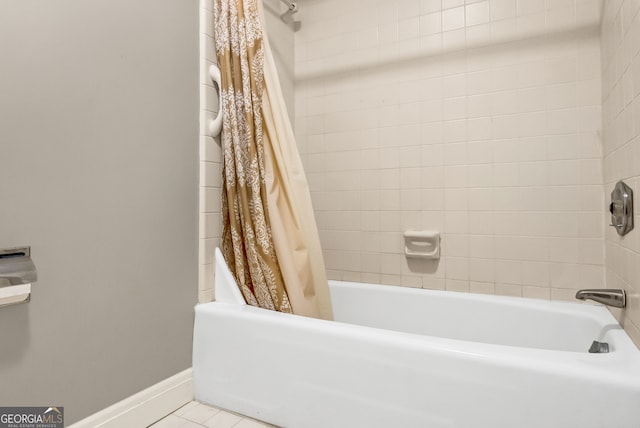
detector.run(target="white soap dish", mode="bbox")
[404,230,440,260]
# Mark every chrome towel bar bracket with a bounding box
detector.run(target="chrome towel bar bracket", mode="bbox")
[0,246,37,307]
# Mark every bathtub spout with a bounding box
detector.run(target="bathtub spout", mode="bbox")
[575,289,626,308]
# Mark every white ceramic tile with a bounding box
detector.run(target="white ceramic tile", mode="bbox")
[443,6,466,31]
[551,287,576,301]
[468,212,494,235]
[173,402,199,418]
[446,257,470,280]
[443,28,467,50]
[234,419,271,428]
[182,421,209,428]
[291,0,614,336]
[600,0,640,347]
[469,258,495,282]
[421,0,443,14]
[491,17,517,42]
[443,0,465,9]
[490,0,516,21]
[445,211,469,234]
[399,17,421,40]
[199,0,224,308]
[203,410,243,428]
[517,0,545,16]
[495,283,522,297]
[521,261,549,286]
[199,238,215,267]
[445,165,469,187]
[149,414,190,428]
[466,1,491,26]
[546,5,575,33]
[199,288,215,304]
[445,234,470,256]
[522,285,550,300]
[181,403,221,424]
[420,12,443,35]
[470,281,495,294]
[495,259,521,284]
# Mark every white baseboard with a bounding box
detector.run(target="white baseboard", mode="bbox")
[70,368,193,428]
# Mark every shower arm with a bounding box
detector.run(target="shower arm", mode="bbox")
[280,0,297,13]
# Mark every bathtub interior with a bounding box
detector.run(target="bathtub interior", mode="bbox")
[329,280,620,353]
[213,248,626,353]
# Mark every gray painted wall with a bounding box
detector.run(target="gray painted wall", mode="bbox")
[0,0,199,423]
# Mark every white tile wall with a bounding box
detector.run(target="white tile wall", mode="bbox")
[295,0,604,301]
[198,0,296,302]
[199,0,221,303]
[601,0,640,348]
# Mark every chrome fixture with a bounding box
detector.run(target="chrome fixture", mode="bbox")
[575,289,626,308]
[0,246,37,307]
[280,0,298,14]
[609,180,633,236]
[0,247,36,286]
[588,340,609,353]
[279,0,300,29]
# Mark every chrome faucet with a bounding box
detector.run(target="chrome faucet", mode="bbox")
[575,289,626,308]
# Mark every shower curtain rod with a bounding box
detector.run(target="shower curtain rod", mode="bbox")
[280,0,298,13]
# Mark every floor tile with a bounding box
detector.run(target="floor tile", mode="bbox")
[233,419,270,428]
[180,402,221,424]
[202,410,242,428]
[166,401,279,428]
[179,421,206,428]
[173,401,199,418]
[148,414,189,428]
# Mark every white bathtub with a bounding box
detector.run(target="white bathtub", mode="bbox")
[193,250,640,428]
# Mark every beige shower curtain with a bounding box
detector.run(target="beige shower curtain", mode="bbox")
[214,0,333,320]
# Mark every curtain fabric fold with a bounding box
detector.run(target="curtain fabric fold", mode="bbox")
[214,0,332,320]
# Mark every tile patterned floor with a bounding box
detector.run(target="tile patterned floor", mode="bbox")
[148,401,278,428]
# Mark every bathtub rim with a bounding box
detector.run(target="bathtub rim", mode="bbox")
[211,246,639,362]
[198,278,640,375]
